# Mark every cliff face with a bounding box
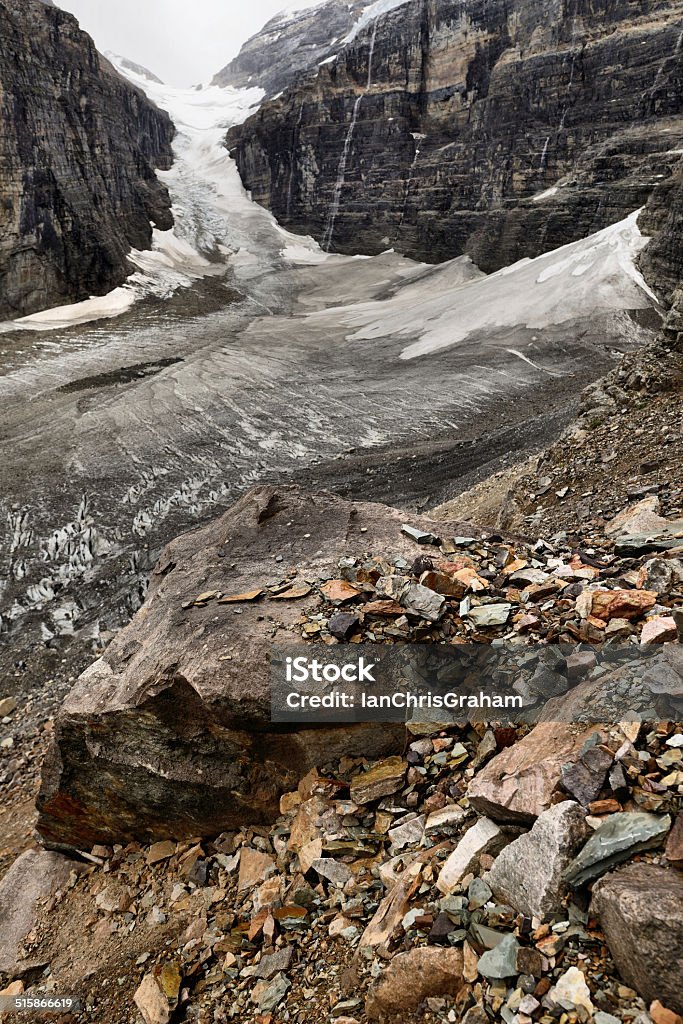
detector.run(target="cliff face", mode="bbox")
[228,0,683,285]
[212,1,367,99]
[0,0,175,320]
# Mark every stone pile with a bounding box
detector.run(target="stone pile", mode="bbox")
[1,718,681,1024]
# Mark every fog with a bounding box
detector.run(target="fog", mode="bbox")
[56,0,325,86]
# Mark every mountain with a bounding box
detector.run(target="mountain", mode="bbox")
[226,0,683,303]
[104,51,164,85]
[0,0,175,320]
[212,0,367,98]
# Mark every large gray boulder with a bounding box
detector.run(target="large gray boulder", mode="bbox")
[591,863,683,1014]
[37,486,484,851]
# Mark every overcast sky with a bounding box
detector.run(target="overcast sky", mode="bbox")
[56,0,324,86]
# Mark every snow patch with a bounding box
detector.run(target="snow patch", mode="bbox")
[334,211,658,360]
[345,0,415,43]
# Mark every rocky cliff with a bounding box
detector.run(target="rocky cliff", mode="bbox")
[227,0,683,285]
[212,0,367,99]
[0,0,175,320]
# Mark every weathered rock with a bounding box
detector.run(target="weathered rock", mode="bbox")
[486,801,588,920]
[467,603,512,628]
[650,1002,683,1024]
[38,487,487,847]
[365,947,463,1020]
[591,864,683,1014]
[560,743,613,807]
[565,812,671,886]
[436,818,505,895]
[468,723,602,824]
[477,933,520,980]
[401,584,446,622]
[350,757,406,805]
[641,616,678,644]
[0,697,17,717]
[238,849,276,892]
[549,966,594,1015]
[0,849,82,974]
[666,812,683,866]
[0,0,174,319]
[134,963,182,1024]
[579,589,658,622]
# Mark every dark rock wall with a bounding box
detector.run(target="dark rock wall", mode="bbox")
[228,0,683,282]
[0,0,175,319]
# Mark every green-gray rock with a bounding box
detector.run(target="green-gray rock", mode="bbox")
[564,812,671,887]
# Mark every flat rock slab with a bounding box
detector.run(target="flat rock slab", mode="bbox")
[37,485,486,849]
[0,848,82,975]
[467,722,603,823]
[591,863,683,1014]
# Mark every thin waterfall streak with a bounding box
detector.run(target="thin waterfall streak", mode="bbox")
[539,135,550,170]
[323,21,379,252]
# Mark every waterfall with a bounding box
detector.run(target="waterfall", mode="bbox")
[322,21,379,252]
[539,135,550,170]
[285,101,305,220]
[398,133,425,231]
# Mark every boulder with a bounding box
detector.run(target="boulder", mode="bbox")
[0,849,83,974]
[591,864,683,1014]
[467,723,603,823]
[37,486,485,849]
[565,812,671,886]
[365,947,463,1020]
[486,801,588,920]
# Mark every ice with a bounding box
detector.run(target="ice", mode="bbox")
[345,0,415,43]
[332,211,658,359]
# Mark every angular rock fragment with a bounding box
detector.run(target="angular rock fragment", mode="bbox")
[238,849,275,891]
[467,603,512,628]
[401,524,440,545]
[134,962,182,1024]
[549,966,594,1015]
[401,584,446,622]
[436,818,505,894]
[350,757,406,805]
[641,616,678,644]
[328,611,360,640]
[365,947,463,1020]
[565,811,671,886]
[0,849,83,974]
[477,933,520,979]
[591,863,683,1014]
[468,723,602,823]
[560,742,613,806]
[486,801,588,920]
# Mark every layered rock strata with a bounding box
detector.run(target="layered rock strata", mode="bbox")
[228,0,683,280]
[0,0,174,319]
